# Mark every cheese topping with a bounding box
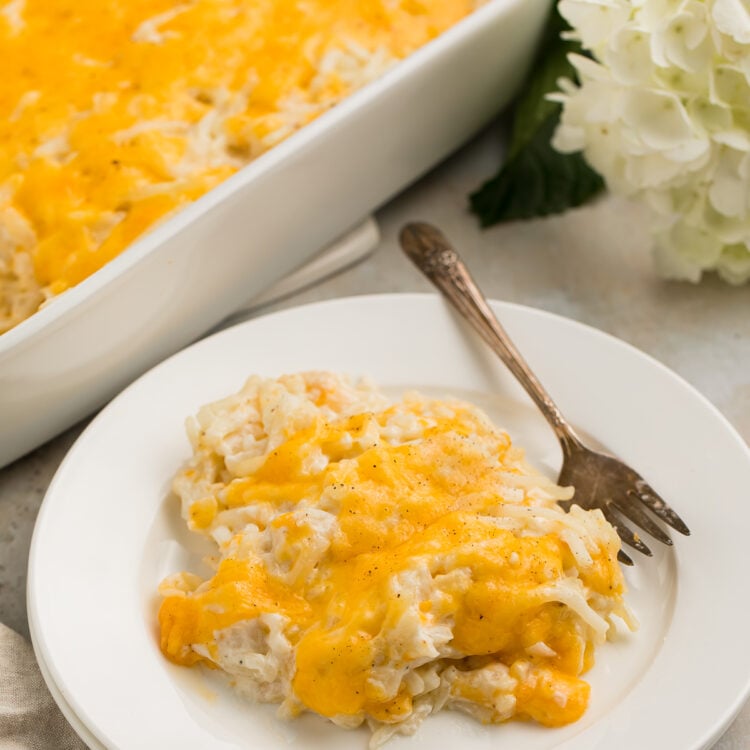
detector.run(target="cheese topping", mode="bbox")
[0,0,478,333]
[158,372,633,746]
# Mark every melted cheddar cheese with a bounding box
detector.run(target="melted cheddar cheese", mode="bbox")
[0,0,477,332]
[158,373,632,743]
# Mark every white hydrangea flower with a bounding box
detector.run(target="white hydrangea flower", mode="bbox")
[553,0,750,283]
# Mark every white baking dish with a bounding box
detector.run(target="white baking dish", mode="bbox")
[0,0,549,469]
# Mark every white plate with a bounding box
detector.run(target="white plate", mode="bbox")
[28,294,750,750]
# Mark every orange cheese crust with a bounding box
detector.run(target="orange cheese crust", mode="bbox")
[0,0,475,332]
[158,377,628,733]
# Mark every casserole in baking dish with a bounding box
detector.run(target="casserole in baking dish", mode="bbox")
[1,0,486,334]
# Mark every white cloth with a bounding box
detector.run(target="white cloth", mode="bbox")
[0,624,85,750]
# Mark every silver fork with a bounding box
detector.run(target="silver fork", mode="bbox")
[400,222,690,565]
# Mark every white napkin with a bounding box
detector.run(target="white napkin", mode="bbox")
[0,623,84,750]
[217,216,379,331]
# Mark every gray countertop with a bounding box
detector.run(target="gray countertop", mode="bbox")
[2,125,749,748]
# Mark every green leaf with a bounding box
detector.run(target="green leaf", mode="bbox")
[470,7,605,226]
[470,114,605,225]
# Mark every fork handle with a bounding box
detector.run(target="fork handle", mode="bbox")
[400,222,582,456]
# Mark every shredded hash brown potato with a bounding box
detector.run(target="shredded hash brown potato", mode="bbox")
[158,372,635,747]
[0,0,481,333]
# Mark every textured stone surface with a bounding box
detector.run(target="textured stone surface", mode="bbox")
[1,124,748,746]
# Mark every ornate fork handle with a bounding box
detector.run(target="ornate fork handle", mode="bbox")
[400,222,581,457]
